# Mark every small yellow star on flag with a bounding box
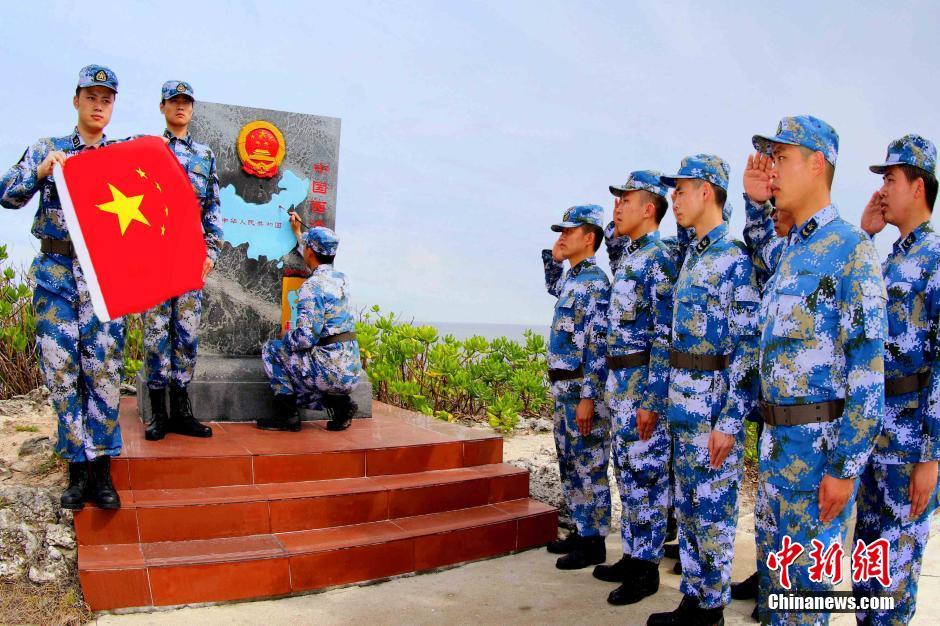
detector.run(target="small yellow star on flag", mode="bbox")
[155,181,162,192]
[164,205,169,217]
[161,225,166,236]
[135,168,147,179]
[96,183,150,235]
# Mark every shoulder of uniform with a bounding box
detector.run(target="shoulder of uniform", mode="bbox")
[192,140,214,157]
[579,264,610,284]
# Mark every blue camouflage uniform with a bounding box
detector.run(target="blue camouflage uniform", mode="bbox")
[0,66,127,463]
[542,204,612,538]
[143,81,223,390]
[262,227,362,406]
[853,135,940,626]
[751,117,888,626]
[659,155,761,610]
[603,171,678,563]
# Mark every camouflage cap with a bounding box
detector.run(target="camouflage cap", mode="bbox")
[869,134,936,176]
[77,65,118,93]
[301,226,340,257]
[753,115,839,166]
[162,80,195,101]
[551,204,604,232]
[660,154,730,191]
[609,170,669,198]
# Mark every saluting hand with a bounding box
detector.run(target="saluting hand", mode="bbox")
[860,191,887,236]
[37,151,67,180]
[743,153,773,203]
[908,460,938,520]
[551,239,564,263]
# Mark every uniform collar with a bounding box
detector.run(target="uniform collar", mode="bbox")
[569,256,597,276]
[163,128,193,146]
[692,222,727,256]
[789,204,838,244]
[626,230,660,255]
[70,127,106,150]
[893,221,933,255]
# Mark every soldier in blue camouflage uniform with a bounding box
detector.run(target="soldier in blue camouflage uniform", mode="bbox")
[259,221,362,432]
[0,65,126,511]
[853,134,940,626]
[143,81,223,441]
[647,155,760,626]
[541,204,612,570]
[751,116,887,626]
[589,171,678,605]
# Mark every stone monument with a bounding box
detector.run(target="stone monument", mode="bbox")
[137,102,371,421]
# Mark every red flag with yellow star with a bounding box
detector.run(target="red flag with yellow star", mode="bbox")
[53,136,207,321]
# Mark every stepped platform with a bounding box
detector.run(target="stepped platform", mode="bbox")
[75,399,557,611]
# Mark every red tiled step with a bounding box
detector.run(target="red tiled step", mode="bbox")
[74,464,530,545]
[111,399,504,490]
[78,499,557,610]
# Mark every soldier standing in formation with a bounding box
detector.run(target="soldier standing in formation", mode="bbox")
[752,116,887,626]
[142,80,223,441]
[541,205,613,570]
[854,134,940,626]
[0,65,126,510]
[591,171,678,605]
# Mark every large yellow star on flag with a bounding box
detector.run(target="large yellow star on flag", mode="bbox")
[96,183,150,235]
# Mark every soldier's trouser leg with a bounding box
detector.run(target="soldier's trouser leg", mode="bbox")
[551,379,611,537]
[143,298,172,389]
[607,367,669,561]
[673,435,741,609]
[33,259,125,462]
[755,479,856,626]
[853,460,939,626]
[168,289,202,387]
[262,339,301,396]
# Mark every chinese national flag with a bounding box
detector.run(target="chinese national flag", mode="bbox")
[54,136,207,322]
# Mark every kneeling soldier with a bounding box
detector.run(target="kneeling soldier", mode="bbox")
[541,204,612,570]
[259,218,362,432]
[591,171,677,605]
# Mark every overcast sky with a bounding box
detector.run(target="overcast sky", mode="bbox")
[2,1,938,326]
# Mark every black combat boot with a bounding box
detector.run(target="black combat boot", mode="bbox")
[731,571,759,600]
[608,558,660,605]
[663,543,680,560]
[647,594,699,626]
[323,393,356,431]
[145,387,168,441]
[555,534,606,570]
[88,456,121,510]
[167,385,212,438]
[665,512,678,543]
[697,606,725,626]
[257,394,301,432]
[593,554,634,582]
[60,462,89,511]
[547,530,580,555]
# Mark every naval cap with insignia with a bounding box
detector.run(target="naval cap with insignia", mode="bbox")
[162,80,195,101]
[77,64,118,93]
[301,226,340,257]
[753,115,839,166]
[551,204,604,232]
[609,170,669,198]
[660,154,730,191]
[869,134,936,176]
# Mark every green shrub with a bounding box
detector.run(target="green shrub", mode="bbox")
[357,305,551,432]
[0,245,42,399]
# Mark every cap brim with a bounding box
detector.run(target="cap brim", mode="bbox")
[609,185,626,197]
[659,174,698,188]
[551,221,579,232]
[869,164,890,174]
[78,81,117,93]
[752,134,801,155]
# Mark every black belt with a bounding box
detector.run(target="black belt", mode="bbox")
[759,399,844,427]
[548,365,583,383]
[41,238,75,258]
[316,331,357,347]
[669,350,730,372]
[886,371,930,397]
[606,351,650,370]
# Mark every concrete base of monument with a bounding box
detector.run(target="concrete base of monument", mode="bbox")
[136,355,373,423]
